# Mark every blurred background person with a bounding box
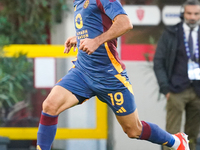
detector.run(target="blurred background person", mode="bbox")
[153,0,200,150]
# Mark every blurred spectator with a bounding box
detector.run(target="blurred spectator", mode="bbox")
[154,0,200,150]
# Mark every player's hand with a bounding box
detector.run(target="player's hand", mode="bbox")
[79,38,100,55]
[64,36,77,53]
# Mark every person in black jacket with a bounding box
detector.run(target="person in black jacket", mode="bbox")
[154,0,200,150]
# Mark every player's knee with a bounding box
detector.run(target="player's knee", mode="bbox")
[125,129,142,139]
[123,124,142,138]
[42,97,58,116]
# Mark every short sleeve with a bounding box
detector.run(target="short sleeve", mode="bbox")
[99,0,127,20]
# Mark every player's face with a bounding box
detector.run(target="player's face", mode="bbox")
[184,5,200,28]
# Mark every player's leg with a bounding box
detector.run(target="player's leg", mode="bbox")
[116,109,175,146]
[37,85,79,150]
[42,86,79,115]
[115,108,142,138]
[116,109,190,150]
[95,69,189,149]
[37,67,94,150]
[96,85,184,149]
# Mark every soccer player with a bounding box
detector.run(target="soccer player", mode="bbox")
[36,0,190,150]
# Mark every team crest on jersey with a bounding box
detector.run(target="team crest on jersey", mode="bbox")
[84,0,89,9]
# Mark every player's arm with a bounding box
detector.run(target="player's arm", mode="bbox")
[79,14,133,55]
[95,14,133,46]
[64,36,77,54]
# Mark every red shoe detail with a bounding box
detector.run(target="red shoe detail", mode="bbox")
[174,133,190,150]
